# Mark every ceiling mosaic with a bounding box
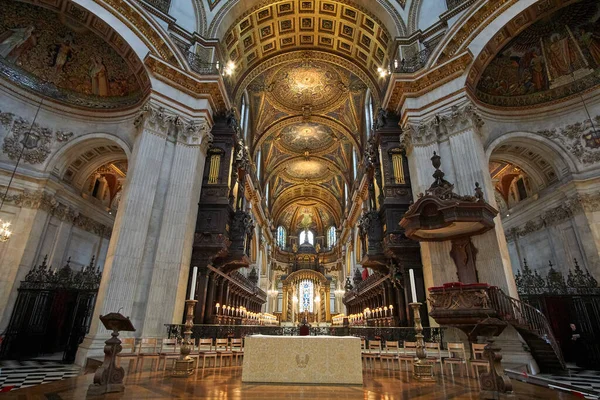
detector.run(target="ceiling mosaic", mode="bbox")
[277,122,337,154]
[475,0,600,108]
[222,0,391,85]
[0,0,147,109]
[281,159,333,182]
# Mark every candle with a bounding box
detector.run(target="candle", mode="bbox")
[409,269,417,303]
[216,303,220,315]
[189,266,198,300]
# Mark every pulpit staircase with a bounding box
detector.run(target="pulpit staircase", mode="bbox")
[488,287,566,372]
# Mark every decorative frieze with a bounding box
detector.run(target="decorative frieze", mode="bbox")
[401,103,484,147]
[1,110,74,165]
[133,102,212,148]
[0,187,112,238]
[505,192,600,239]
[536,116,600,164]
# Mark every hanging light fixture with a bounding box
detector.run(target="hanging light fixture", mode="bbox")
[0,98,44,243]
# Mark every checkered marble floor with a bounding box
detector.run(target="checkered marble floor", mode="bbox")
[535,367,600,398]
[0,360,81,392]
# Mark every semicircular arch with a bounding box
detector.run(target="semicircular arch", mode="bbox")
[282,269,329,286]
[265,155,350,186]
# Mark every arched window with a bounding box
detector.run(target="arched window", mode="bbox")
[299,230,314,245]
[256,149,262,179]
[277,226,286,248]
[365,93,374,135]
[327,226,337,248]
[299,279,314,312]
[352,148,358,179]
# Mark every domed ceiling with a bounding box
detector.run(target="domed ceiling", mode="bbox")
[0,0,148,109]
[266,60,348,113]
[277,122,337,154]
[475,0,600,108]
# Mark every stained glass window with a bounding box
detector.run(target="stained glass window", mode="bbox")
[328,226,337,248]
[299,279,314,312]
[277,226,286,248]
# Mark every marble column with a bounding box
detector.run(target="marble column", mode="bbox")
[75,102,211,365]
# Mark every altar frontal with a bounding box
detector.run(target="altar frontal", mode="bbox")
[241,335,363,384]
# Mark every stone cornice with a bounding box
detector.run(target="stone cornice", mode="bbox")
[0,186,112,238]
[385,51,472,113]
[401,102,484,147]
[505,192,600,240]
[144,55,228,113]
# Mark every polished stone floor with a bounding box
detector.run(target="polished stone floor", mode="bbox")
[0,366,581,399]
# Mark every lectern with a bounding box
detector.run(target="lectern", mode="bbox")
[88,312,136,396]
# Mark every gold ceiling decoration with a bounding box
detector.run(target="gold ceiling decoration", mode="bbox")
[223,0,391,89]
[265,155,348,185]
[281,159,334,183]
[275,122,338,155]
[266,60,348,113]
[272,184,342,224]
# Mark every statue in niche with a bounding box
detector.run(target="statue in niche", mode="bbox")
[0,26,36,62]
[51,35,74,74]
[89,56,109,96]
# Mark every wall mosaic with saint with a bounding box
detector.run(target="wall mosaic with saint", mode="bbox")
[476,0,600,107]
[0,0,141,102]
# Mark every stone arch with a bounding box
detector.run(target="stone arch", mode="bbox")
[72,0,184,66]
[485,132,578,177]
[46,134,131,210]
[282,269,329,286]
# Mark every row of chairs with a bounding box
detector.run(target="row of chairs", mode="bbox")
[361,340,490,377]
[115,337,245,373]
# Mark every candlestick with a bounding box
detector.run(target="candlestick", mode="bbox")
[173,299,197,376]
[409,269,417,303]
[189,267,198,300]
[410,302,434,380]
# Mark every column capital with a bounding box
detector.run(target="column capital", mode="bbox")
[133,101,213,151]
[401,102,484,147]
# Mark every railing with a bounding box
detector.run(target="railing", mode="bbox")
[165,324,446,345]
[140,0,171,14]
[186,52,220,75]
[230,270,267,301]
[393,48,431,74]
[446,0,468,11]
[488,287,565,367]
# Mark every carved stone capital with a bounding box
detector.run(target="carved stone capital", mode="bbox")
[179,119,213,150]
[402,102,484,147]
[133,102,172,137]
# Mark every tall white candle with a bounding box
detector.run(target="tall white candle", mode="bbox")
[189,266,198,300]
[409,269,417,303]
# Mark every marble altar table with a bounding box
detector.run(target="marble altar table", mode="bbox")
[241,335,363,384]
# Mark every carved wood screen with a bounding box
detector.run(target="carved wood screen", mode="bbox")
[515,259,600,368]
[0,256,101,362]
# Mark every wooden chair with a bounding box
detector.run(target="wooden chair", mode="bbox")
[424,342,443,373]
[379,341,400,370]
[196,338,217,369]
[136,338,160,372]
[230,338,244,366]
[363,340,381,369]
[158,338,180,371]
[398,341,417,371]
[470,343,490,378]
[215,338,234,368]
[444,342,469,377]
[115,337,138,373]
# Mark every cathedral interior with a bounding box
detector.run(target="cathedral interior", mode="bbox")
[0,0,600,398]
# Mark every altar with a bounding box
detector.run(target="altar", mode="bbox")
[241,335,363,385]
